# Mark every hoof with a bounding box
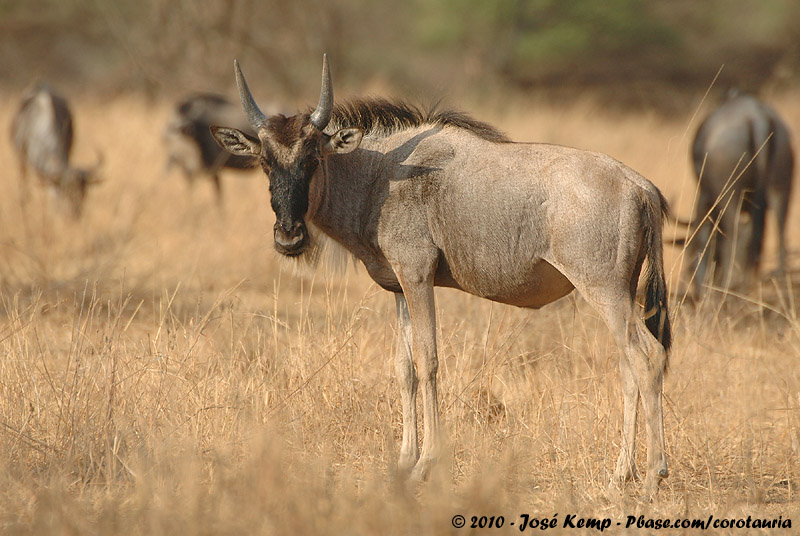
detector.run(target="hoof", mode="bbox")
[606,479,625,502]
[653,459,669,479]
[610,457,640,491]
[638,490,657,503]
[611,468,640,485]
[641,469,667,500]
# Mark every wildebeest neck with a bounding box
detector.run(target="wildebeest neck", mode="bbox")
[307,125,448,266]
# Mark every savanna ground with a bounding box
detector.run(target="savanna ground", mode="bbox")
[0,88,799,535]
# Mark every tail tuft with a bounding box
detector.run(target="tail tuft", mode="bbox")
[643,189,672,354]
[645,266,672,353]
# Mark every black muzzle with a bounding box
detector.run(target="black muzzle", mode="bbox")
[273,221,307,256]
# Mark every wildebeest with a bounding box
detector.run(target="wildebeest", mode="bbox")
[164,93,258,202]
[11,83,101,218]
[688,90,794,295]
[212,56,672,495]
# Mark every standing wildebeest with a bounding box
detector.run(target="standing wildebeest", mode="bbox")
[164,93,258,202]
[11,83,101,218]
[689,91,794,295]
[211,56,672,495]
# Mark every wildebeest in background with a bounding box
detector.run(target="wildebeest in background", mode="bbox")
[163,93,259,203]
[211,56,673,496]
[11,83,102,218]
[688,90,794,295]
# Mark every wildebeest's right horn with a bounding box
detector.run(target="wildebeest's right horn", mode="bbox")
[310,54,333,131]
[234,59,267,129]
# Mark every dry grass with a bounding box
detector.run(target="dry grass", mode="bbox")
[0,90,799,534]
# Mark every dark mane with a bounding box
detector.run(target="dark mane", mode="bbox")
[326,98,511,143]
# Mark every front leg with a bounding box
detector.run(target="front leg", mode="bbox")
[394,292,419,474]
[396,268,441,482]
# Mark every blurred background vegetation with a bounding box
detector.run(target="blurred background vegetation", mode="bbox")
[1,0,800,109]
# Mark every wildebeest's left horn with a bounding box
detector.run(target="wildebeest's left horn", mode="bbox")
[234,59,267,129]
[310,54,333,131]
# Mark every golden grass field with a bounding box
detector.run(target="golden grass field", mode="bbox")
[0,88,799,534]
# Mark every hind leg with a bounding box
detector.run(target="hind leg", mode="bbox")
[691,221,715,297]
[586,294,668,496]
[744,191,767,285]
[622,317,668,497]
[635,337,668,496]
[612,356,640,486]
[689,193,717,297]
[716,200,747,291]
[768,187,791,275]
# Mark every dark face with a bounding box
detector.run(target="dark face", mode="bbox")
[209,56,363,259]
[258,114,322,256]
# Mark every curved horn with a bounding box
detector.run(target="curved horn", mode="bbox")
[310,54,333,131]
[234,59,267,129]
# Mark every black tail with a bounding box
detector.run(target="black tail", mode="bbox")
[643,190,672,354]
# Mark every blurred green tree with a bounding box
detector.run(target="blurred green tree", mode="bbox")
[1,0,799,103]
[415,0,678,84]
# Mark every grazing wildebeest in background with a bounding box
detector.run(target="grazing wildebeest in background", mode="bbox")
[688,90,794,295]
[164,93,259,202]
[11,83,102,218]
[212,56,672,495]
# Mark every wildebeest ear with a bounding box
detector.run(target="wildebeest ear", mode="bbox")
[210,126,261,156]
[323,128,363,155]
